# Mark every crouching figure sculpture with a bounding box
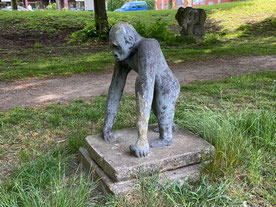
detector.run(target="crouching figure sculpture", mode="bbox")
[102,23,180,158]
[175,7,206,41]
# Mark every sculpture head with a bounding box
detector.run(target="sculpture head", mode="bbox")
[109,22,141,61]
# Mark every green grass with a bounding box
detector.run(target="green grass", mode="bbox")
[0,48,113,80]
[0,71,275,206]
[0,10,91,37]
[0,150,98,207]
[0,0,275,81]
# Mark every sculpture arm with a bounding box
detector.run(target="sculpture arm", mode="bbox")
[102,62,130,141]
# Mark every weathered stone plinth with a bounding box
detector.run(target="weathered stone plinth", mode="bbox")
[79,124,214,195]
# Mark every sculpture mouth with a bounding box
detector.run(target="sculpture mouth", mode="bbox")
[114,56,120,61]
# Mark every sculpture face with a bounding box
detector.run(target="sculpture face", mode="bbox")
[110,28,134,61]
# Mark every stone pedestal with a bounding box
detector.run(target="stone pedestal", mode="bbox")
[79,124,215,195]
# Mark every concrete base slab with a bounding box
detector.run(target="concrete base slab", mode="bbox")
[79,147,202,195]
[84,124,214,182]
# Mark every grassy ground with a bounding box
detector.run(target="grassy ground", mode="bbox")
[0,0,275,81]
[0,71,275,206]
[0,0,275,206]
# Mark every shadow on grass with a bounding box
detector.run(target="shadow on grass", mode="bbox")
[237,17,276,37]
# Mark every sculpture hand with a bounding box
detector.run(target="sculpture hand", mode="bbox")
[102,129,116,142]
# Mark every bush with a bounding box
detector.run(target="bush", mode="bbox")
[107,0,126,11]
[134,19,174,42]
[204,33,220,45]
[70,18,120,42]
[71,18,200,45]
[145,0,156,10]
[134,19,199,44]
[45,3,56,10]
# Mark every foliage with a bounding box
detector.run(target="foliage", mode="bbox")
[110,175,237,206]
[107,0,126,11]
[0,151,97,207]
[70,18,120,42]
[33,42,42,48]
[203,33,220,45]
[45,3,56,10]
[71,18,175,43]
[134,18,174,42]
[145,0,156,10]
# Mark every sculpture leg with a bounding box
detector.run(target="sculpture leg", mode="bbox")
[152,98,176,133]
[150,91,177,148]
[150,106,175,148]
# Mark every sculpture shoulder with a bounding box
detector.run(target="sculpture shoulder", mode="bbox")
[137,38,161,54]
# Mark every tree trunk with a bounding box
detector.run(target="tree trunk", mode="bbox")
[11,0,18,10]
[41,0,45,9]
[169,0,173,9]
[94,0,108,34]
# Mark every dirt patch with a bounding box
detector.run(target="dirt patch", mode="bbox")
[0,55,275,111]
[0,27,83,49]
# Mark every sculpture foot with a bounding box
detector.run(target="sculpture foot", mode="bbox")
[153,124,176,133]
[149,139,173,148]
[129,143,149,158]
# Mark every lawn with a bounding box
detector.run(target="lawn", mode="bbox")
[0,0,275,81]
[0,71,275,206]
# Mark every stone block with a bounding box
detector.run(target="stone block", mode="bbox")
[79,146,202,195]
[83,124,214,182]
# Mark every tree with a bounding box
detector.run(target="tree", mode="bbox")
[94,0,109,34]
[11,0,18,10]
[169,0,173,9]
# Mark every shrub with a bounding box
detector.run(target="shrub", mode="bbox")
[45,3,56,10]
[107,0,126,11]
[34,42,42,48]
[134,19,174,42]
[134,19,198,44]
[204,33,220,45]
[71,18,200,45]
[145,0,156,10]
[70,18,120,42]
